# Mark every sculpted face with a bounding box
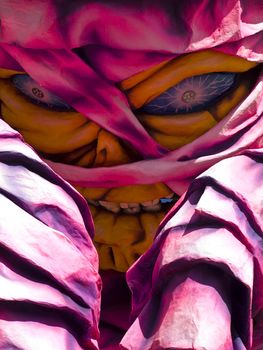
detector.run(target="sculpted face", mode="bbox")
[0,50,260,271]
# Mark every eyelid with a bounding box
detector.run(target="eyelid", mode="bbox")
[0,69,24,79]
[122,50,257,109]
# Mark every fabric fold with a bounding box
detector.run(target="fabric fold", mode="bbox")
[0,119,101,349]
[123,149,263,349]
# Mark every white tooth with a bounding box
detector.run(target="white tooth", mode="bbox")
[141,200,159,207]
[123,207,141,214]
[99,201,121,213]
[128,203,140,209]
[99,200,108,207]
[141,201,153,207]
[120,203,129,209]
[143,204,161,212]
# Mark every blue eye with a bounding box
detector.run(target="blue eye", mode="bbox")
[140,72,237,115]
[12,74,72,111]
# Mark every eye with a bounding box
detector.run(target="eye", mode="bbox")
[12,74,73,111]
[140,72,237,115]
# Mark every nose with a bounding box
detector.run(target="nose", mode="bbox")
[94,129,138,167]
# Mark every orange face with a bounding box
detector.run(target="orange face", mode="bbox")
[0,50,259,271]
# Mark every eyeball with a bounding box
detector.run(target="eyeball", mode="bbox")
[12,74,73,111]
[140,72,237,115]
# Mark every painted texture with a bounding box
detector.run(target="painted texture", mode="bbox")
[0,0,262,349]
[0,120,101,349]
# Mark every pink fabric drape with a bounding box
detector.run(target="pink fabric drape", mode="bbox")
[0,119,101,349]
[123,149,263,349]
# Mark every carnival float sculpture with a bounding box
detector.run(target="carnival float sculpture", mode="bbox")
[0,1,262,349]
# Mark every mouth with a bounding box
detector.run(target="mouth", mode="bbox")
[87,193,178,215]
[87,192,177,214]
[81,184,178,272]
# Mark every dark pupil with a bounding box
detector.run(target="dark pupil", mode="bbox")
[32,87,44,99]
[182,90,196,103]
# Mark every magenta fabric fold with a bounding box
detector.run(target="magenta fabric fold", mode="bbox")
[122,150,263,349]
[0,119,101,349]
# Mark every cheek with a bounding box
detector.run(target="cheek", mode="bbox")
[19,122,100,154]
[138,111,217,150]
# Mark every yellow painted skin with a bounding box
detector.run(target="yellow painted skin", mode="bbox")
[0,51,258,271]
[90,206,165,270]
[76,183,171,202]
[208,81,253,121]
[0,69,24,78]
[138,111,217,150]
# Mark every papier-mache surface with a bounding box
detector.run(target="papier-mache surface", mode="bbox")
[123,149,263,349]
[0,118,101,349]
[0,1,262,349]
